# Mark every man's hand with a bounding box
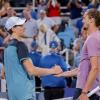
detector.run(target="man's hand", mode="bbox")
[55,68,78,77]
[78,93,89,100]
[52,65,63,75]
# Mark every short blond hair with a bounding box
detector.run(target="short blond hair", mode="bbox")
[39,23,48,31]
[86,9,100,27]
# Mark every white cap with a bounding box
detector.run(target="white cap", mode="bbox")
[5,16,26,30]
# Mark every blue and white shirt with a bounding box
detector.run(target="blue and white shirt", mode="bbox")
[4,39,35,100]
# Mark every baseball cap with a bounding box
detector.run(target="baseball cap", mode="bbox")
[49,41,58,48]
[5,16,26,30]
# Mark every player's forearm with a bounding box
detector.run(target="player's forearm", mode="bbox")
[82,67,98,93]
[23,59,54,76]
[33,67,55,76]
[61,68,78,77]
[83,57,99,93]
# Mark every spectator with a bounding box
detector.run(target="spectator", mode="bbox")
[76,18,83,33]
[0,25,8,39]
[68,38,82,88]
[87,0,100,9]
[29,41,42,92]
[67,0,82,25]
[23,7,38,38]
[0,7,16,27]
[37,0,47,18]
[37,23,60,55]
[37,9,55,29]
[39,41,68,100]
[0,1,11,17]
[73,38,82,68]
[82,0,100,14]
[23,2,37,20]
[0,0,7,9]
[47,0,61,25]
[47,0,60,17]
[29,41,42,67]
[0,25,11,46]
[58,20,75,49]
[22,7,38,51]
[4,16,62,100]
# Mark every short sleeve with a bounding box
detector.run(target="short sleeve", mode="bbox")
[87,37,100,57]
[17,42,29,62]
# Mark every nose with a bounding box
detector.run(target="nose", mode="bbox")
[23,26,25,30]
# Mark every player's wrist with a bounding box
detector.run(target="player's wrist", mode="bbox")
[82,91,88,94]
[50,68,55,74]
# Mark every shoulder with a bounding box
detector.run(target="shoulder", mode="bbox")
[17,41,27,47]
[9,40,28,51]
[41,53,53,59]
[85,33,100,47]
[51,53,62,59]
[8,39,18,47]
[87,33,99,43]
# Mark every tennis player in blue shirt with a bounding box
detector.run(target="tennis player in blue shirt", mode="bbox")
[4,17,62,100]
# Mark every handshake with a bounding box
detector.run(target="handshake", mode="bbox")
[51,67,78,77]
[51,65,63,75]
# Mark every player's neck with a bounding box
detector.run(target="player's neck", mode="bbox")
[11,34,22,41]
[88,26,98,35]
